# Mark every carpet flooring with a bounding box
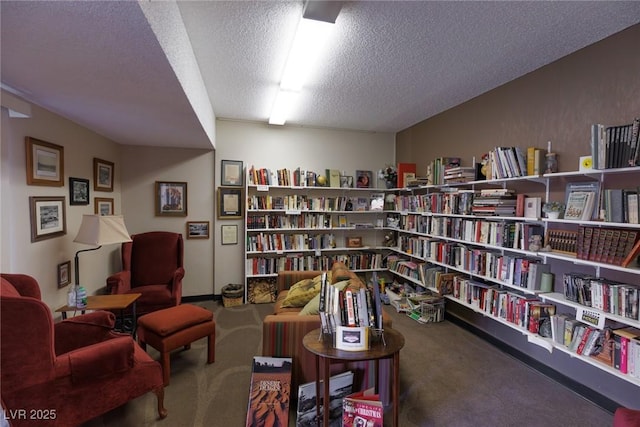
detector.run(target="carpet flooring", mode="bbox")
[83,300,614,427]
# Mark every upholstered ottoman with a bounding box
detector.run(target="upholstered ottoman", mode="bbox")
[137,304,215,386]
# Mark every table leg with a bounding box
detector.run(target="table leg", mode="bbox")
[61,312,67,320]
[393,351,400,427]
[323,357,330,427]
[315,355,321,427]
[374,359,380,394]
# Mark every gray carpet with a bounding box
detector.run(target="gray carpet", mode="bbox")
[83,301,613,427]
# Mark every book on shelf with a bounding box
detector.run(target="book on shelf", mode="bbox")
[612,327,640,374]
[369,193,384,211]
[563,181,600,221]
[590,326,616,367]
[246,356,292,427]
[328,169,341,188]
[341,388,383,427]
[523,197,541,219]
[591,118,640,169]
[296,371,353,427]
[397,162,417,188]
[621,238,640,268]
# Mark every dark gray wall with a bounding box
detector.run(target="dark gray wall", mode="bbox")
[396,23,640,409]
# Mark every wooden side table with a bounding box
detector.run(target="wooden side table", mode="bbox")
[302,328,405,427]
[55,293,142,335]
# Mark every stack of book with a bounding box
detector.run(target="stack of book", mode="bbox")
[576,226,640,267]
[443,166,477,183]
[471,188,517,216]
[488,146,528,179]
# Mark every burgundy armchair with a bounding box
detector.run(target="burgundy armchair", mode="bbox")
[106,231,185,316]
[0,273,167,427]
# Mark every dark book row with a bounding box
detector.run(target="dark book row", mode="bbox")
[576,226,640,267]
[562,272,639,321]
[591,118,640,170]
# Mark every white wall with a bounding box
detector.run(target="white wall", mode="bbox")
[119,145,215,297]
[214,120,395,294]
[1,97,122,312]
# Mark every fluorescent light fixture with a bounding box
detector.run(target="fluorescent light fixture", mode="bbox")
[269,15,336,125]
[280,18,334,92]
[269,90,298,126]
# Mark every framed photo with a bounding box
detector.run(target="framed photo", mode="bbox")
[187,221,210,239]
[29,196,67,242]
[57,260,71,288]
[93,158,114,192]
[94,197,114,215]
[25,137,64,186]
[69,177,90,205]
[335,326,369,351]
[217,187,243,219]
[355,170,372,188]
[346,236,363,248]
[221,160,244,186]
[156,181,188,216]
[340,175,353,188]
[221,224,238,245]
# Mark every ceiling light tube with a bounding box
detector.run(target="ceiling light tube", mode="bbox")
[269,90,298,126]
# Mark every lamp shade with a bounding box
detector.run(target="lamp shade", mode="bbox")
[73,215,132,246]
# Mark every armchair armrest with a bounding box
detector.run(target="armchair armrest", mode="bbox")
[59,336,135,383]
[106,270,132,294]
[1,273,41,299]
[54,311,119,355]
[171,267,185,304]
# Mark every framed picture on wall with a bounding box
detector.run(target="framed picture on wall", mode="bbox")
[29,196,67,242]
[57,260,71,288]
[221,224,238,245]
[217,187,243,219]
[221,160,244,186]
[93,158,114,192]
[94,197,114,215]
[69,177,90,205]
[156,181,188,216]
[25,137,64,186]
[187,221,210,239]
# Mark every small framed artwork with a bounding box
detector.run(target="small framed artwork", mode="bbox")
[217,186,243,219]
[25,137,64,186]
[340,175,353,188]
[346,236,363,248]
[94,197,114,215]
[221,160,244,186]
[57,260,71,288]
[93,158,114,192]
[156,181,188,216]
[29,196,67,242]
[69,177,90,205]
[355,170,372,188]
[187,221,210,239]
[221,224,238,245]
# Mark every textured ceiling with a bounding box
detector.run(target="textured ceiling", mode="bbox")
[2,1,640,150]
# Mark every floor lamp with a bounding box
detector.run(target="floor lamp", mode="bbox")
[73,215,132,296]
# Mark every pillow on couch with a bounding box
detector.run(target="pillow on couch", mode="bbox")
[299,279,351,315]
[280,274,325,308]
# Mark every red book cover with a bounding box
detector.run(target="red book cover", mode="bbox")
[397,162,417,188]
[246,356,292,427]
[342,388,383,427]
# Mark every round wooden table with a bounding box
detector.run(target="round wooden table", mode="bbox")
[302,327,405,427]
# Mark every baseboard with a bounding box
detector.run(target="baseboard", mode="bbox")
[182,294,219,303]
[444,310,619,414]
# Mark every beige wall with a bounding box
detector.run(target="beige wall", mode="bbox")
[214,120,395,295]
[119,145,215,297]
[1,97,122,312]
[397,24,640,174]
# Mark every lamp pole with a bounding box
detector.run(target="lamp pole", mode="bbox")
[74,246,102,286]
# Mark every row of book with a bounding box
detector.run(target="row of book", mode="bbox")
[487,146,529,180]
[246,232,337,252]
[551,317,640,378]
[247,212,331,230]
[562,272,639,321]
[248,166,345,188]
[245,252,383,276]
[247,194,384,212]
[576,226,640,267]
[451,276,556,334]
[591,118,640,170]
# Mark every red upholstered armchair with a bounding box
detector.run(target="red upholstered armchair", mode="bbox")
[0,273,167,427]
[106,231,185,315]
